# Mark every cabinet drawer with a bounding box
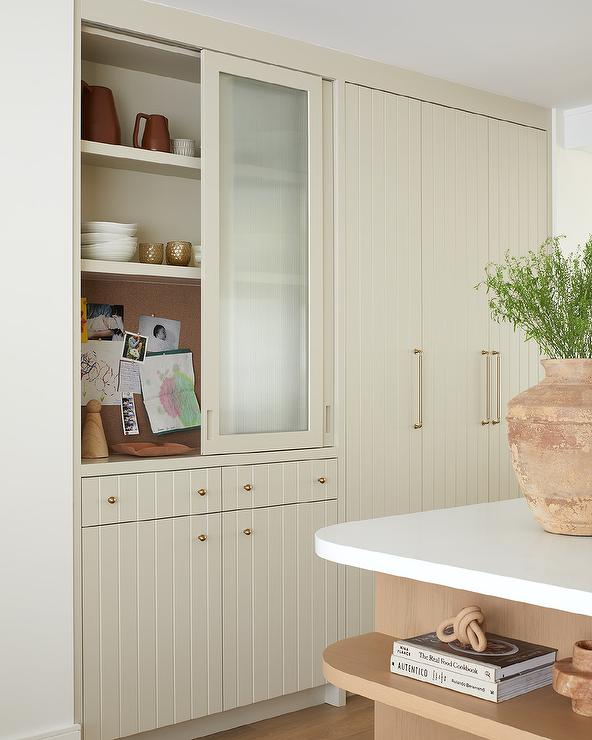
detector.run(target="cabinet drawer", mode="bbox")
[221,458,337,510]
[82,468,222,526]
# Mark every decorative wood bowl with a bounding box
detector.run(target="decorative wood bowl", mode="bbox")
[553,640,592,716]
[111,442,195,457]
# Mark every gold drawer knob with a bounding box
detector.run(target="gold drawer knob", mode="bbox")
[197,534,207,542]
[197,488,207,496]
[318,477,327,484]
[243,484,253,492]
[107,496,118,505]
[243,528,252,536]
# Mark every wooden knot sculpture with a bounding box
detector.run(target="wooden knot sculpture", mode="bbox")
[553,640,592,716]
[436,606,487,653]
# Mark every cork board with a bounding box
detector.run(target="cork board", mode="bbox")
[81,277,201,451]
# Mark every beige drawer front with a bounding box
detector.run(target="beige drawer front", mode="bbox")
[82,468,222,527]
[221,458,337,510]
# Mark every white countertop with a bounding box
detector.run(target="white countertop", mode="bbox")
[315,499,592,617]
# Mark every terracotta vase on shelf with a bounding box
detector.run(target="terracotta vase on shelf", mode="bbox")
[507,359,592,536]
[554,640,592,716]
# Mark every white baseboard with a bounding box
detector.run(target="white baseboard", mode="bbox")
[126,686,329,740]
[15,725,81,740]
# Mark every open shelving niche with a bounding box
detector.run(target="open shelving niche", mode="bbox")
[80,25,203,468]
[324,633,590,740]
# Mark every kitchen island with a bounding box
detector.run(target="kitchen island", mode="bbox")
[315,499,592,739]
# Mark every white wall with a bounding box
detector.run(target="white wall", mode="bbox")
[0,2,76,739]
[554,112,592,250]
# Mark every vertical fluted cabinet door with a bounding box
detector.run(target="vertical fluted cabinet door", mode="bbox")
[82,514,222,740]
[421,103,490,511]
[221,500,338,710]
[487,121,548,502]
[343,83,422,637]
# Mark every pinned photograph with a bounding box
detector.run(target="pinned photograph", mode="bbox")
[87,303,125,341]
[139,315,181,353]
[121,332,148,363]
[121,393,139,435]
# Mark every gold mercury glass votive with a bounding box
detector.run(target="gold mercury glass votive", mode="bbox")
[139,242,164,264]
[166,240,192,266]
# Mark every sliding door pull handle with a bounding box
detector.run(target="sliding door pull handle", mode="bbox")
[481,350,491,425]
[414,348,423,429]
[491,351,501,425]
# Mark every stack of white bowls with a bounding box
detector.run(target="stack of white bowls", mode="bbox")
[81,222,138,262]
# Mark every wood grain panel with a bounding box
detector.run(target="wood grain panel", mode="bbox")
[221,501,338,711]
[82,513,222,740]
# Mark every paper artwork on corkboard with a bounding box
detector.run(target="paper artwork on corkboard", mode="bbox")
[140,350,201,434]
[81,340,122,406]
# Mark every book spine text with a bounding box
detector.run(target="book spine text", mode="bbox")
[393,642,498,682]
[390,656,499,702]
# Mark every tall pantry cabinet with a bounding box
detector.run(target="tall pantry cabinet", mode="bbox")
[342,84,548,636]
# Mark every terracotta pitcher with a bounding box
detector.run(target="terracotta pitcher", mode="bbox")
[81,82,121,145]
[133,113,170,153]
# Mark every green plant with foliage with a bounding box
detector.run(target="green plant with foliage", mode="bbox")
[477,236,592,359]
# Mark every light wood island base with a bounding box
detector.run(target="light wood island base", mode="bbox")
[323,574,592,739]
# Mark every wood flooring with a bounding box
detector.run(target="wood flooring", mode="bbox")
[203,695,373,739]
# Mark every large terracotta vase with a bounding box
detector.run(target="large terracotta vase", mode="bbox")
[507,359,592,536]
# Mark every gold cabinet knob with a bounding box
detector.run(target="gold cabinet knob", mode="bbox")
[197,488,207,496]
[197,534,207,542]
[243,528,252,536]
[318,477,327,484]
[107,496,118,505]
[243,484,253,492]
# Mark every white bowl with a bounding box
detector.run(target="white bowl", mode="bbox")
[82,243,136,257]
[81,232,137,245]
[81,252,136,262]
[82,221,138,235]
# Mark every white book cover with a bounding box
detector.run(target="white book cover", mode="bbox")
[393,632,556,682]
[390,655,553,703]
[390,655,500,702]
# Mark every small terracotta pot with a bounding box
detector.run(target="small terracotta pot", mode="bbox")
[553,641,592,716]
[507,359,592,535]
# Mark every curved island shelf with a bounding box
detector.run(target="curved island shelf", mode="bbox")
[316,500,592,739]
[324,632,592,740]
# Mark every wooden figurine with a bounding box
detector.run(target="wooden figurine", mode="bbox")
[82,399,109,459]
[554,640,592,716]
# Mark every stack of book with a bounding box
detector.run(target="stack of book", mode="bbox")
[390,631,557,703]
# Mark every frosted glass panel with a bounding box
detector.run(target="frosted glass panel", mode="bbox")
[218,73,309,435]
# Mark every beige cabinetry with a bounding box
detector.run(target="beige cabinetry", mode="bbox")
[81,463,337,740]
[82,513,222,740]
[222,500,338,710]
[342,83,548,636]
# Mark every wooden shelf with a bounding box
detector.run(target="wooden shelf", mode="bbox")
[81,140,201,179]
[81,259,201,284]
[323,633,589,740]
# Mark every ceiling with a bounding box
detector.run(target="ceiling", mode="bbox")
[151,0,592,109]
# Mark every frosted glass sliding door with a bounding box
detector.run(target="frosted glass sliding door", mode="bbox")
[201,51,323,454]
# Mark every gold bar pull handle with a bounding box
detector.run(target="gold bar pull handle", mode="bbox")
[481,350,491,425]
[414,349,423,429]
[491,351,501,425]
